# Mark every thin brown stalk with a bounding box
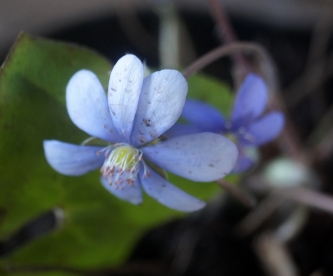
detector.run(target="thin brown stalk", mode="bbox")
[216,179,256,208]
[182,42,272,79]
[207,0,251,77]
[274,187,333,214]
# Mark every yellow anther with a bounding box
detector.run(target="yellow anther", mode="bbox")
[100,144,143,188]
[112,146,138,170]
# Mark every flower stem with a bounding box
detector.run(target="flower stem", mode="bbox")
[182,42,273,79]
[216,179,256,208]
[207,0,252,78]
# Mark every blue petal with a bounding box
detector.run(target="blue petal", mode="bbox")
[130,70,187,146]
[66,70,123,142]
[108,54,144,141]
[233,153,255,173]
[143,132,238,182]
[140,167,205,212]
[100,175,143,205]
[165,123,202,139]
[43,140,104,176]
[231,74,267,126]
[246,111,285,146]
[182,100,225,132]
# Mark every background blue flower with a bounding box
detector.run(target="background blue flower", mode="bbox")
[167,74,285,172]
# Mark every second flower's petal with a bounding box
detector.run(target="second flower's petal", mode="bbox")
[143,133,238,182]
[245,111,285,146]
[43,140,104,176]
[181,100,225,132]
[130,70,188,146]
[232,154,255,173]
[66,70,122,142]
[231,74,267,125]
[140,167,205,212]
[108,54,144,141]
[165,124,202,139]
[100,176,143,205]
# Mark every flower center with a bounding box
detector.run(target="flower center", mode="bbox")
[100,144,142,189]
[223,124,255,144]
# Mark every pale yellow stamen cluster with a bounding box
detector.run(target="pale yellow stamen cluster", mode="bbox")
[99,144,142,189]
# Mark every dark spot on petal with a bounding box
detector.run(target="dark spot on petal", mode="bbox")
[143,118,153,127]
[209,164,214,167]
[138,136,147,144]
[149,130,158,139]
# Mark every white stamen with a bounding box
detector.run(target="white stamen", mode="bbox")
[81,136,97,145]
[99,144,144,189]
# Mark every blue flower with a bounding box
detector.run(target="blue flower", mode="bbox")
[167,74,284,173]
[43,54,238,212]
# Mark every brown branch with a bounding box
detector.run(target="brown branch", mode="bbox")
[236,194,282,236]
[207,0,252,77]
[248,178,333,215]
[182,42,272,79]
[216,179,256,208]
[274,187,333,214]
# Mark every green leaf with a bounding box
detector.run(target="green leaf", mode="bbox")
[186,74,233,116]
[0,33,234,275]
